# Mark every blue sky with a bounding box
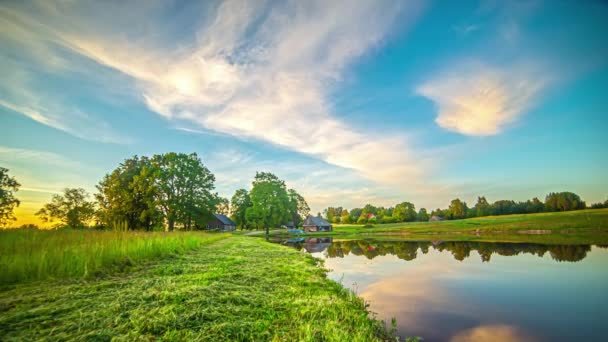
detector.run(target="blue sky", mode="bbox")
[1,0,607,225]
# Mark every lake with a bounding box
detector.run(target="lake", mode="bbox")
[272,237,608,342]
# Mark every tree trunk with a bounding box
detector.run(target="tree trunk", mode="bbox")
[168,218,175,232]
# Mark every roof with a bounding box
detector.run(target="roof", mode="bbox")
[213,213,236,226]
[303,216,332,227]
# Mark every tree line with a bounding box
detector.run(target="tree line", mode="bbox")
[0,153,309,230]
[323,192,608,224]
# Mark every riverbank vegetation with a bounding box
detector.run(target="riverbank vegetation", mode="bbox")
[323,192,608,225]
[0,236,393,341]
[277,209,608,244]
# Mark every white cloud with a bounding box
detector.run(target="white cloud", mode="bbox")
[417,62,547,136]
[0,0,427,187]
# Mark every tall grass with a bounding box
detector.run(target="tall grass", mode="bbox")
[0,228,228,285]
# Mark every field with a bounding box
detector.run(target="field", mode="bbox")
[278,209,608,244]
[0,235,392,341]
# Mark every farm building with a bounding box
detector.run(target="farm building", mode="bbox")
[303,216,332,232]
[205,213,237,231]
[429,215,444,222]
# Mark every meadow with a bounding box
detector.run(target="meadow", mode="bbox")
[0,236,393,341]
[0,229,229,285]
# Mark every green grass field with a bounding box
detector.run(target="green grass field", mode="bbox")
[276,209,608,244]
[0,235,393,341]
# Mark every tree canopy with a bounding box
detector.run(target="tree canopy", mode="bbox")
[36,188,96,228]
[0,167,20,227]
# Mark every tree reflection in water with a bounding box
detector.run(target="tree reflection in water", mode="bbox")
[278,238,596,263]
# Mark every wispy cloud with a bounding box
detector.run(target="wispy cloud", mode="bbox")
[0,0,426,186]
[417,61,547,136]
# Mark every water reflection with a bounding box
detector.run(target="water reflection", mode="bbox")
[328,240,594,262]
[271,238,608,341]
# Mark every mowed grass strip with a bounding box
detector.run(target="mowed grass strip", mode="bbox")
[0,236,391,341]
[0,229,229,285]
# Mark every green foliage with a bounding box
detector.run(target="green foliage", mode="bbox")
[248,172,290,230]
[416,208,429,222]
[230,188,252,229]
[0,229,228,284]
[475,196,490,217]
[288,188,310,227]
[96,156,158,230]
[0,167,20,227]
[356,216,368,224]
[545,192,586,212]
[36,188,96,228]
[448,198,467,219]
[393,201,416,222]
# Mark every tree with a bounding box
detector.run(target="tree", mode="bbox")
[340,209,351,224]
[448,198,467,219]
[545,192,586,212]
[143,153,217,231]
[475,196,490,217]
[216,197,230,215]
[230,189,252,229]
[393,202,416,222]
[417,208,429,222]
[248,172,290,234]
[0,167,20,227]
[288,189,309,227]
[96,156,159,230]
[36,188,96,228]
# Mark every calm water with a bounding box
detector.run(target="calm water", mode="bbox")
[273,238,608,342]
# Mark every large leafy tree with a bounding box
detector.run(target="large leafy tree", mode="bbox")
[36,188,96,228]
[230,189,252,229]
[448,198,468,219]
[145,153,217,231]
[288,189,310,227]
[248,172,290,233]
[0,167,20,227]
[96,156,159,230]
[474,196,490,217]
[393,202,416,222]
[417,208,429,222]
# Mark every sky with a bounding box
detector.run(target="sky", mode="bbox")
[1,0,607,226]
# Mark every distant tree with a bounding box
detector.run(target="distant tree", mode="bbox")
[36,188,96,228]
[393,202,416,222]
[475,196,491,217]
[356,216,368,224]
[230,189,252,229]
[341,209,352,224]
[382,215,396,224]
[448,198,467,219]
[491,200,516,216]
[417,208,429,222]
[350,208,363,221]
[249,172,290,234]
[0,167,20,227]
[216,197,230,215]
[545,192,586,212]
[288,189,310,227]
[368,215,377,224]
[362,204,378,217]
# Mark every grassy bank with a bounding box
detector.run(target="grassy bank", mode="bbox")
[0,229,229,285]
[274,209,608,244]
[0,236,392,341]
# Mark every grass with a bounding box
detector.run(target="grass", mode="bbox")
[0,228,229,285]
[274,209,608,244]
[0,236,393,341]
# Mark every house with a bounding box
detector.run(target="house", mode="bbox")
[303,216,332,232]
[303,237,333,253]
[282,221,295,229]
[429,215,444,222]
[206,213,236,231]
